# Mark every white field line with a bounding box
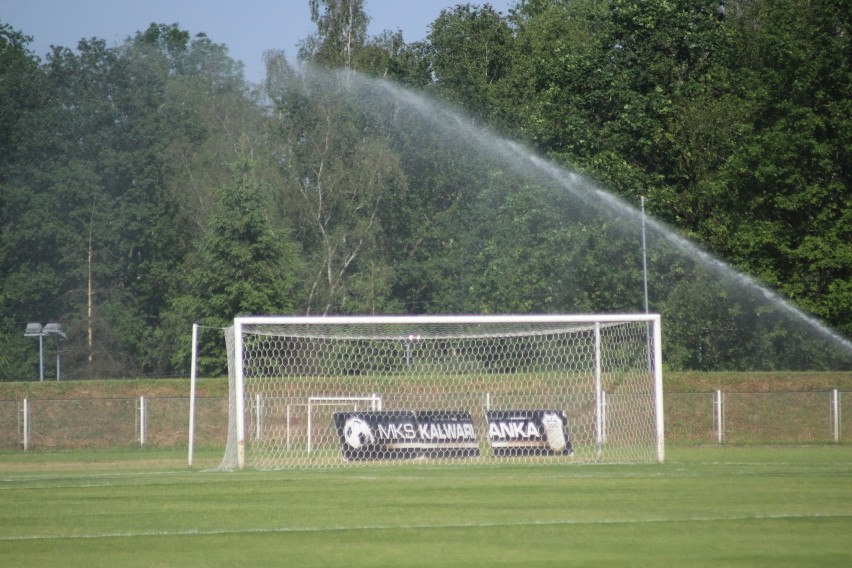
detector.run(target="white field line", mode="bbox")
[7,461,849,487]
[2,513,849,542]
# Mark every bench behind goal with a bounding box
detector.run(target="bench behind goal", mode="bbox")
[218,315,663,470]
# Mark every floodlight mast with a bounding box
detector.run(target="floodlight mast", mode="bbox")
[43,323,66,380]
[24,322,66,381]
[641,196,649,315]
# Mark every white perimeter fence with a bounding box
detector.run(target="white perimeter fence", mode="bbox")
[0,391,848,451]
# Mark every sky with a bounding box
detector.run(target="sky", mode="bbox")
[3,0,515,84]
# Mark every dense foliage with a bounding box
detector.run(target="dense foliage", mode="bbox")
[1,0,849,378]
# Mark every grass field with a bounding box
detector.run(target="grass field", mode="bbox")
[2,446,851,567]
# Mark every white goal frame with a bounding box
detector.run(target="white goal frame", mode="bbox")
[223,314,664,470]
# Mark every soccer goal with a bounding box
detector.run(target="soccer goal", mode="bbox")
[219,314,663,470]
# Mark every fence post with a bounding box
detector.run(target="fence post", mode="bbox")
[20,398,29,451]
[714,390,725,444]
[139,396,146,446]
[286,404,291,449]
[831,389,840,443]
[255,393,262,440]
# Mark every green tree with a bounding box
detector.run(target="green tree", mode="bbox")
[353,30,433,87]
[427,3,514,123]
[159,141,302,374]
[298,0,369,68]
[1,22,256,378]
[265,58,405,314]
[0,23,52,379]
[419,0,850,367]
[718,0,851,338]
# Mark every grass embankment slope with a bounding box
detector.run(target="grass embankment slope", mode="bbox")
[0,371,850,400]
[663,371,852,392]
[0,377,228,399]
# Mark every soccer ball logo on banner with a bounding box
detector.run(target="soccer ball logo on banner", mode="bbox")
[343,416,374,449]
[541,412,567,452]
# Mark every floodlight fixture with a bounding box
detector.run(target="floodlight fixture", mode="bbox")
[24,323,43,337]
[43,322,67,339]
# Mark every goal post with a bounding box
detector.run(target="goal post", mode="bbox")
[187,323,230,469]
[220,314,664,470]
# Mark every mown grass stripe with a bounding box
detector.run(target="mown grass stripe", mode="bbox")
[3,512,849,542]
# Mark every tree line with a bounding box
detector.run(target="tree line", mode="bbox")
[1,0,849,378]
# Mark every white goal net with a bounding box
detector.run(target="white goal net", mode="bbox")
[220,315,663,470]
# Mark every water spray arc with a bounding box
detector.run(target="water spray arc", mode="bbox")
[527,155,852,357]
[298,68,852,366]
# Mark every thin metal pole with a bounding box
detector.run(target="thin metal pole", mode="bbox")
[641,197,653,372]
[38,335,44,381]
[641,196,649,314]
